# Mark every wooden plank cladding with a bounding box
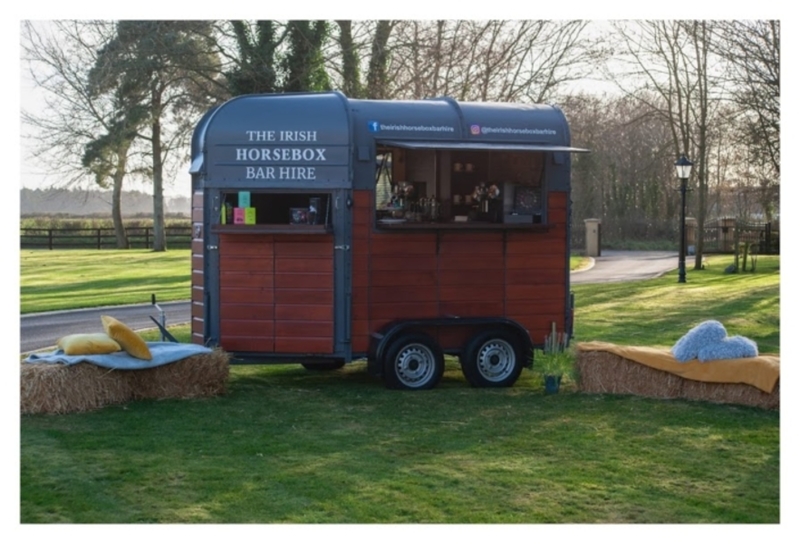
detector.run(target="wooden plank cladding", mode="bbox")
[213,189,570,357]
[218,233,334,354]
[350,189,570,352]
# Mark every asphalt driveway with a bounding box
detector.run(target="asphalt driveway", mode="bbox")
[571,250,678,284]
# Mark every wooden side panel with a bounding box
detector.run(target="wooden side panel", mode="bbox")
[437,231,504,318]
[273,234,334,354]
[218,234,275,353]
[368,231,438,332]
[504,191,569,343]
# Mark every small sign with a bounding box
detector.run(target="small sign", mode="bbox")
[233,207,245,224]
[238,191,251,208]
[244,207,256,225]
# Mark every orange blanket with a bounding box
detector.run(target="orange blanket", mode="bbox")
[576,341,780,393]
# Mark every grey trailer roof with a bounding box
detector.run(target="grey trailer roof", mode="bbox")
[191,92,588,188]
[348,96,588,151]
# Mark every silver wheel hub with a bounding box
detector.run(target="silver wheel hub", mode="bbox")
[476,339,516,381]
[394,343,436,387]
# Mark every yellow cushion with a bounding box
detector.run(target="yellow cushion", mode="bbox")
[101,315,152,360]
[57,333,122,355]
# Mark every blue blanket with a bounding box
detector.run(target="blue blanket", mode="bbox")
[24,342,214,370]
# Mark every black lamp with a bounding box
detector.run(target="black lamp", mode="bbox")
[675,155,693,283]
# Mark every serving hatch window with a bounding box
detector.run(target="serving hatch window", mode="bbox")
[374,144,547,226]
[219,191,331,226]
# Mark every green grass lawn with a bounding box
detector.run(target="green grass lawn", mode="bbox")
[573,255,780,353]
[19,252,780,523]
[569,254,591,271]
[20,363,779,523]
[20,249,191,313]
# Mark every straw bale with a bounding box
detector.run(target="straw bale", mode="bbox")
[21,363,133,415]
[21,348,230,415]
[576,349,779,410]
[681,377,779,410]
[128,348,230,400]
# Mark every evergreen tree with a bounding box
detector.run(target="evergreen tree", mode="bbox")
[88,20,219,251]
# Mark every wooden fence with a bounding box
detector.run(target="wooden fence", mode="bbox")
[570,218,779,255]
[20,226,193,250]
[701,219,779,255]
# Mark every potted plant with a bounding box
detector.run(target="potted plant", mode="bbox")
[535,324,574,394]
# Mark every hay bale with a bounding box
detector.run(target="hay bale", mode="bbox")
[21,348,230,415]
[128,348,230,400]
[576,349,779,410]
[682,377,779,410]
[21,363,133,415]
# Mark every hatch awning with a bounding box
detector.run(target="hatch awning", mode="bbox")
[377,139,590,153]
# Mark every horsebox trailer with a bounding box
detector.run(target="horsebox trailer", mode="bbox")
[189,91,588,390]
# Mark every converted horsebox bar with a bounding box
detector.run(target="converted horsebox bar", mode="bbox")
[189,91,589,390]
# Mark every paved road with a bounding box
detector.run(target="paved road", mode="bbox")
[20,301,190,355]
[20,251,678,354]
[571,250,678,284]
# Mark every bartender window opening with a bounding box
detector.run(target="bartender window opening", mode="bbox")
[448,149,546,224]
[220,192,332,226]
[376,146,441,223]
[374,145,546,225]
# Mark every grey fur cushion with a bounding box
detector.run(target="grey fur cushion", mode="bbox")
[671,320,728,362]
[697,335,759,362]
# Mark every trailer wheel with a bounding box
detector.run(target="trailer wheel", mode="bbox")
[461,329,524,388]
[301,361,345,371]
[383,332,444,390]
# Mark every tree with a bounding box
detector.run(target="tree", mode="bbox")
[335,20,363,98]
[21,20,143,247]
[611,20,720,270]
[564,91,678,244]
[386,20,600,102]
[80,103,144,248]
[282,21,331,92]
[88,20,221,251]
[224,20,280,95]
[220,20,333,96]
[712,20,779,222]
[365,20,395,99]
[325,20,397,100]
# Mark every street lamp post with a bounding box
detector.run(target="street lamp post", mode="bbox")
[675,155,693,284]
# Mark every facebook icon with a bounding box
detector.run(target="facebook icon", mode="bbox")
[367,121,380,133]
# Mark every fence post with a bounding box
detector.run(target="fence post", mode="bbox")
[48,229,53,250]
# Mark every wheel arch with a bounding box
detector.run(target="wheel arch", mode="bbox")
[367,317,534,376]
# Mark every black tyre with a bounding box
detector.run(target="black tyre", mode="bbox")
[301,361,346,371]
[461,329,525,388]
[383,332,444,390]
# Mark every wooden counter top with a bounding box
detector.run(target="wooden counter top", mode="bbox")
[211,224,332,234]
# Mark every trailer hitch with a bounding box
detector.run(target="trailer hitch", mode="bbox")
[150,294,178,343]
